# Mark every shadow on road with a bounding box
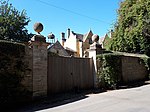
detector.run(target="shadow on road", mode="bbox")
[0,91,90,112]
[1,81,150,112]
[117,80,150,89]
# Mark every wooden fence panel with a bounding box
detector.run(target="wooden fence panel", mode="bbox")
[47,56,94,95]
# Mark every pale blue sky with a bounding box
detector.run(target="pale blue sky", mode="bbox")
[10,0,121,41]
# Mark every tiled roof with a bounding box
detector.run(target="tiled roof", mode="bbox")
[99,37,105,44]
[99,34,109,44]
[83,30,93,42]
[72,31,83,41]
[65,47,77,53]
[48,40,69,56]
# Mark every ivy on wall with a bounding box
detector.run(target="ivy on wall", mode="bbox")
[97,52,150,89]
[0,40,30,104]
[96,53,122,89]
[0,40,25,56]
[140,56,150,79]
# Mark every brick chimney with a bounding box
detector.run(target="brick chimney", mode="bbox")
[67,28,70,38]
[61,32,66,46]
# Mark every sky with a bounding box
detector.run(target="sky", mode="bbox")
[9,0,121,41]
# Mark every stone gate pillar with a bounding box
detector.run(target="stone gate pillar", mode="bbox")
[30,34,49,98]
[88,34,102,88]
[30,35,49,98]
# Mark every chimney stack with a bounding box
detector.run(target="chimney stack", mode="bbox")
[110,29,113,38]
[67,28,70,38]
[61,32,66,46]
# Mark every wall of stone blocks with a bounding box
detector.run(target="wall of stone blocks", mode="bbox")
[32,42,48,98]
[121,56,148,83]
[22,42,48,99]
[21,46,33,93]
[96,55,148,85]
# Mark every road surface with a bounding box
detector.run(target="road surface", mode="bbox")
[33,84,150,112]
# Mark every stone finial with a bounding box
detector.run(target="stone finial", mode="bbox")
[92,34,99,43]
[31,22,46,42]
[90,34,102,50]
[33,22,43,34]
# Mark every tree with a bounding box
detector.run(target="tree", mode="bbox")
[109,0,150,56]
[0,0,31,42]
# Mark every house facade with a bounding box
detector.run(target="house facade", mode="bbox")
[63,29,83,57]
[61,28,96,57]
[48,40,69,56]
[99,30,113,49]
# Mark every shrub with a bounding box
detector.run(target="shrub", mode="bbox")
[140,56,150,79]
[0,40,30,104]
[97,52,150,89]
[96,53,122,89]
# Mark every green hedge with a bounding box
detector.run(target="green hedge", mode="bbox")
[97,53,122,89]
[97,52,150,89]
[140,56,150,79]
[0,40,30,104]
[0,40,25,57]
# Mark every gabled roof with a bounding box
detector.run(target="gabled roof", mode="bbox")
[99,37,105,44]
[65,47,77,53]
[99,34,109,44]
[48,40,69,56]
[83,30,93,42]
[48,40,62,49]
[72,31,83,42]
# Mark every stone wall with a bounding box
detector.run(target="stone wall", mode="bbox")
[22,43,149,98]
[21,38,49,99]
[32,42,48,98]
[0,41,33,103]
[22,46,33,93]
[121,56,148,83]
[96,54,149,85]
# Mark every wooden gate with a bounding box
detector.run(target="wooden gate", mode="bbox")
[47,56,95,94]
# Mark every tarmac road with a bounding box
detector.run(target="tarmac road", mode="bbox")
[36,84,150,112]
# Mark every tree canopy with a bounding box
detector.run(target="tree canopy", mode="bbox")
[0,0,31,42]
[109,0,150,56]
